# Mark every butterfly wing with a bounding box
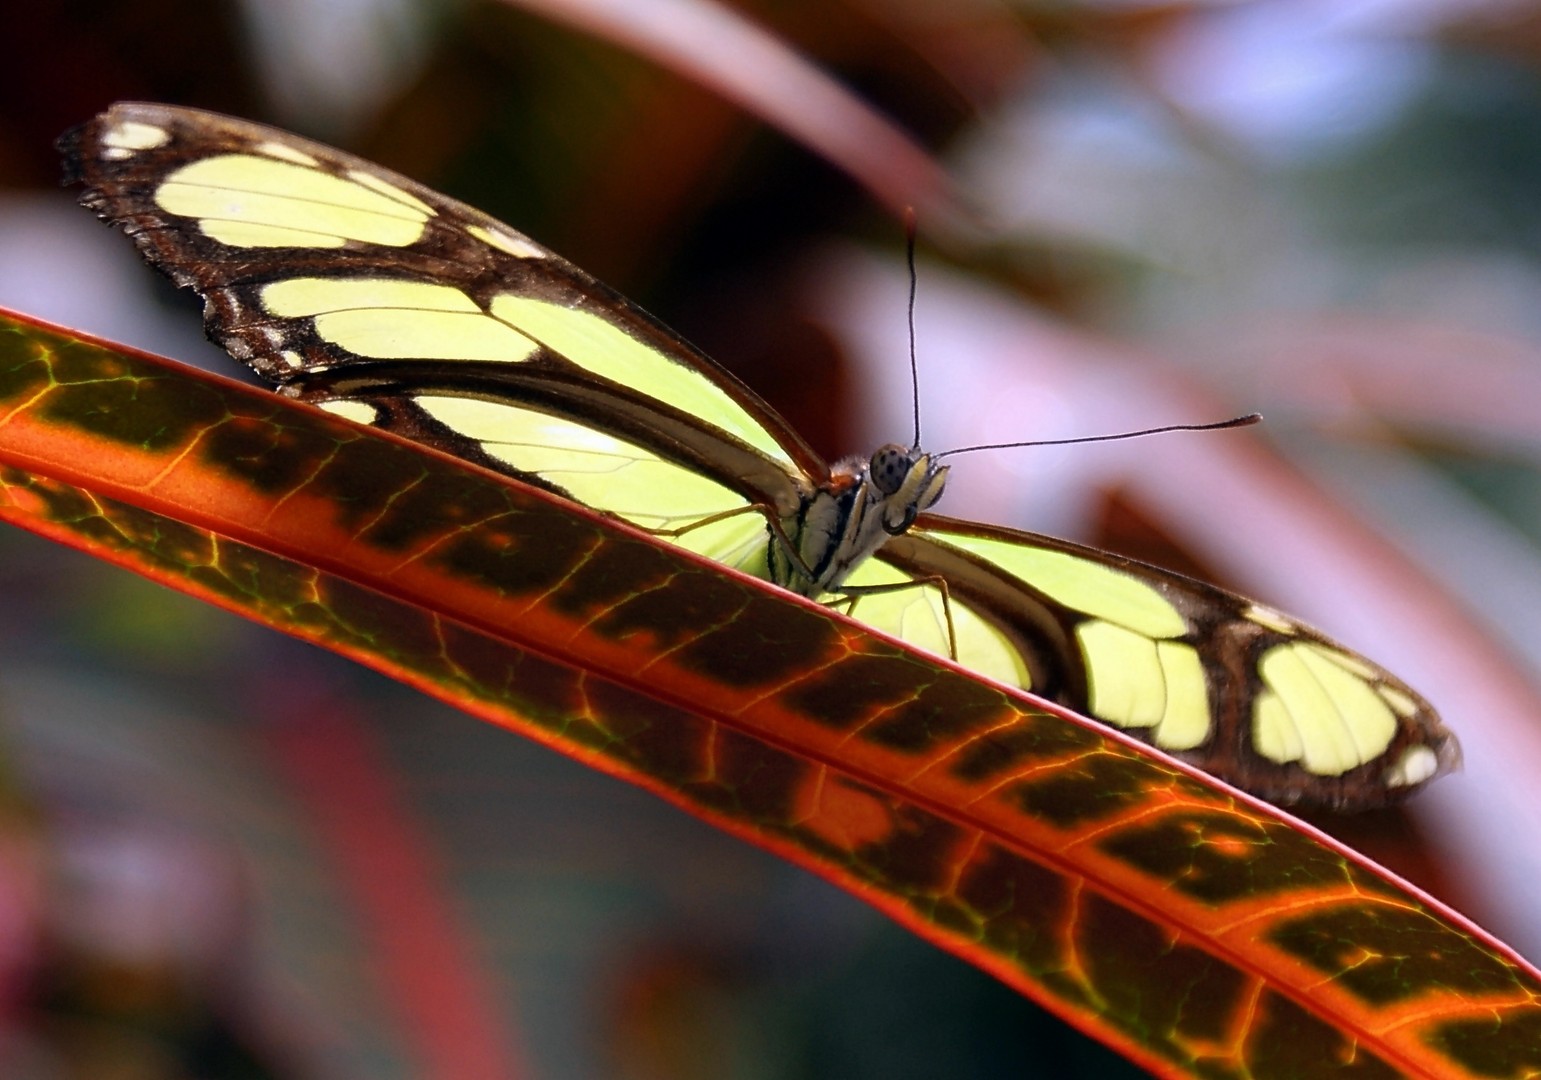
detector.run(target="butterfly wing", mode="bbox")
[60,101,822,575]
[845,515,1457,809]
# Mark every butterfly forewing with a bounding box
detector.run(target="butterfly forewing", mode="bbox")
[59,102,821,497]
[61,102,1458,809]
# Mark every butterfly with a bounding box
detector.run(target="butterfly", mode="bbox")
[59,102,1458,809]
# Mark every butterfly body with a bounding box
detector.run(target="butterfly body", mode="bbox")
[60,102,1458,809]
[765,445,948,597]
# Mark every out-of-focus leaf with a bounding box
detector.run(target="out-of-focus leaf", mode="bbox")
[498,0,962,229]
[4,307,1540,1078]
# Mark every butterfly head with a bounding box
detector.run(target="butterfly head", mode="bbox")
[867,443,948,535]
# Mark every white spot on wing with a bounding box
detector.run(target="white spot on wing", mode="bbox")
[318,400,380,426]
[1245,603,1295,634]
[256,140,319,167]
[468,225,546,259]
[1378,685,1418,719]
[102,121,169,154]
[1385,745,1439,788]
[346,169,434,215]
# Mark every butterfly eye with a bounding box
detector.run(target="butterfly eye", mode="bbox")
[870,444,911,495]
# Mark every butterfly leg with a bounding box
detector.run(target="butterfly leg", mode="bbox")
[633,502,824,592]
[832,574,959,661]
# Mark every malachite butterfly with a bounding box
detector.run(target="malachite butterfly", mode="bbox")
[59,102,1459,810]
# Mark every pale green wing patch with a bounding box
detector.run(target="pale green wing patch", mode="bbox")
[1252,642,1400,776]
[260,278,540,362]
[489,296,797,469]
[406,396,770,572]
[839,559,1030,690]
[156,154,432,248]
[928,532,1187,638]
[1075,622,1210,751]
[244,275,797,471]
[918,530,1210,750]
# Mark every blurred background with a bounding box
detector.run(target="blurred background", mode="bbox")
[4,0,1541,1076]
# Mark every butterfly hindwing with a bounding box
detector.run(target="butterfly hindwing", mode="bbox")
[861,518,1454,807]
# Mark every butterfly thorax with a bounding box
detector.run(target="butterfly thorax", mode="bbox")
[769,444,948,598]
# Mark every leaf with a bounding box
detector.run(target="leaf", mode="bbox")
[3,306,1540,1078]
[497,0,961,227]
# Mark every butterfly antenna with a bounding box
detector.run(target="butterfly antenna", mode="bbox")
[905,208,922,450]
[937,413,1261,459]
